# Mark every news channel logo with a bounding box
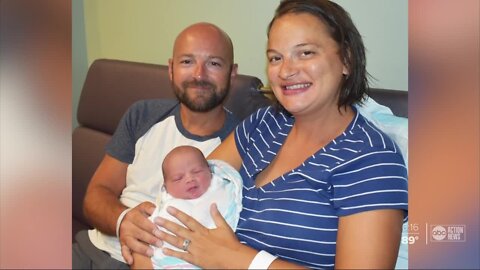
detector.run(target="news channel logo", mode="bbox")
[430,224,466,242]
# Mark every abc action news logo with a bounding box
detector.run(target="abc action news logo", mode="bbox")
[430,225,466,242]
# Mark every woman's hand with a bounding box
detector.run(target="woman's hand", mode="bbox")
[154,203,247,269]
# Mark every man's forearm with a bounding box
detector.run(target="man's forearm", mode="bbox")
[84,185,126,236]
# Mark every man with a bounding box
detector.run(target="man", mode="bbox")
[73,22,238,268]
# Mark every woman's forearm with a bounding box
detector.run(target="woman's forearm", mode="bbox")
[222,244,307,269]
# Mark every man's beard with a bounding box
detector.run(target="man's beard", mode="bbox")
[172,78,230,112]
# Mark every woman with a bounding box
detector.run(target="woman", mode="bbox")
[154,0,408,268]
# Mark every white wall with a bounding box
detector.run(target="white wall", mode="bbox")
[335,0,408,90]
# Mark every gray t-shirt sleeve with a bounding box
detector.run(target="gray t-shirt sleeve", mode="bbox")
[106,99,240,164]
[105,99,178,164]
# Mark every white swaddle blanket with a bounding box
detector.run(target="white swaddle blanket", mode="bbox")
[150,159,243,269]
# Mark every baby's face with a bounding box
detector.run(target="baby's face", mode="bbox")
[163,151,212,199]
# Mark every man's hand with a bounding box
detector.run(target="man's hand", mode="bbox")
[119,201,162,265]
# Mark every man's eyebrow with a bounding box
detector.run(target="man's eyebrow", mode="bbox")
[175,53,194,58]
[176,54,225,59]
[266,48,278,54]
[207,56,226,62]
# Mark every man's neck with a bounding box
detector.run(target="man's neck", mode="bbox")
[179,104,226,137]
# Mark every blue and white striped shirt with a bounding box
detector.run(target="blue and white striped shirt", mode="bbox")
[234,106,408,269]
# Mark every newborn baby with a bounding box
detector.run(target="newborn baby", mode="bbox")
[149,145,242,269]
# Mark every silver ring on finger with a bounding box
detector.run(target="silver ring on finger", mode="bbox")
[181,239,191,251]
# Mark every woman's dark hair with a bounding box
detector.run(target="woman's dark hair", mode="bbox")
[268,0,370,109]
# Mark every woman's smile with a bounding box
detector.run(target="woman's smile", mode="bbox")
[281,82,312,95]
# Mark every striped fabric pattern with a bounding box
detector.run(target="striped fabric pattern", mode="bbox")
[234,106,408,269]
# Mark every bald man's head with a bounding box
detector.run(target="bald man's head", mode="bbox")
[173,22,234,64]
[168,23,238,113]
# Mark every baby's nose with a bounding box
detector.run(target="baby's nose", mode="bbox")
[185,174,195,183]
